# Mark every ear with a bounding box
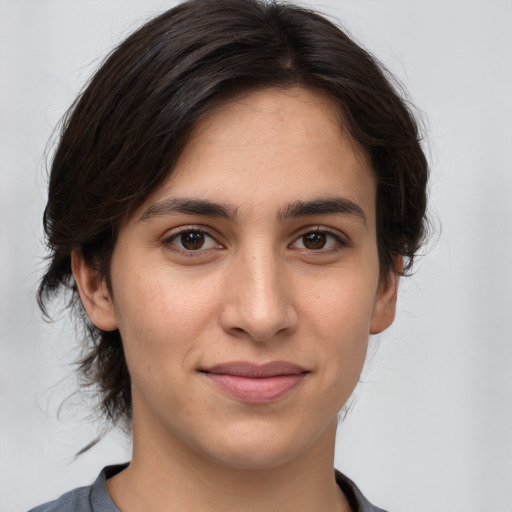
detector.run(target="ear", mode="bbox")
[370,256,402,335]
[71,249,118,331]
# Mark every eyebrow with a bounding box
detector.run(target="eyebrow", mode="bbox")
[138,197,238,222]
[277,197,367,226]
[138,196,366,226]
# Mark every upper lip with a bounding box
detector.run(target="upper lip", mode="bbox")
[202,361,308,378]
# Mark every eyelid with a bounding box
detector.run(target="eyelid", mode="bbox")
[160,224,350,255]
[162,225,224,253]
[290,226,351,250]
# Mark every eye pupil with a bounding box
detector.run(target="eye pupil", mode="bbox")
[181,231,205,250]
[303,232,326,249]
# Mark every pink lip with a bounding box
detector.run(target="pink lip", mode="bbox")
[202,361,308,404]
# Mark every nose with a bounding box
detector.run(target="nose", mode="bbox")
[219,247,298,343]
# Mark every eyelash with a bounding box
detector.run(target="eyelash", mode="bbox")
[162,226,349,256]
[290,227,348,253]
[162,226,222,256]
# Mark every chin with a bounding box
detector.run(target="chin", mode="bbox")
[195,420,326,471]
[207,444,300,471]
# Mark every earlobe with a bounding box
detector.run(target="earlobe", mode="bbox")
[71,250,118,331]
[369,256,402,335]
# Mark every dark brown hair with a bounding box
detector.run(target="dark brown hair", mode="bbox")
[38,0,428,429]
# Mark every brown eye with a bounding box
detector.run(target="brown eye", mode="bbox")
[167,229,219,251]
[291,230,343,251]
[180,231,205,250]
[302,232,327,249]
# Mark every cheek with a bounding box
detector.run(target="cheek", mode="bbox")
[110,261,222,379]
[297,265,378,395]
[300,265,378,340]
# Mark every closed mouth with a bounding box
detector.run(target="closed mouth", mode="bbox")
[201,361,308,403]
[202,360,308,377]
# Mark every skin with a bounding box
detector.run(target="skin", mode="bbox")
[73,87,400,512]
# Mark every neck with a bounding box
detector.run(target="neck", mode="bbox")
[107,414,350,512]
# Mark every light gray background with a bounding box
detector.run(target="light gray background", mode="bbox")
[1,1,511,511]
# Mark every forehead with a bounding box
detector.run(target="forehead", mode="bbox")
[134,87,376,226]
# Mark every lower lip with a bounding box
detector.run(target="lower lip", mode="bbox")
[204,373,306,404]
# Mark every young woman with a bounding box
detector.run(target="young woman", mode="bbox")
[32,0,428,510]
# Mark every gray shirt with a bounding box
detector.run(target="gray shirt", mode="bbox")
[29,464,389,512]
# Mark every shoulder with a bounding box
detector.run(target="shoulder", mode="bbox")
[335,470,390,512]
[27,464,126,512]
[27,485,93,512]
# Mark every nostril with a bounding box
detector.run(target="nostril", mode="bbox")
[218,274,298,341]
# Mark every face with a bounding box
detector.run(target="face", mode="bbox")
[75,87,398,471]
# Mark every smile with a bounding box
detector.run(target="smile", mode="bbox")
[201,361,309,404]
